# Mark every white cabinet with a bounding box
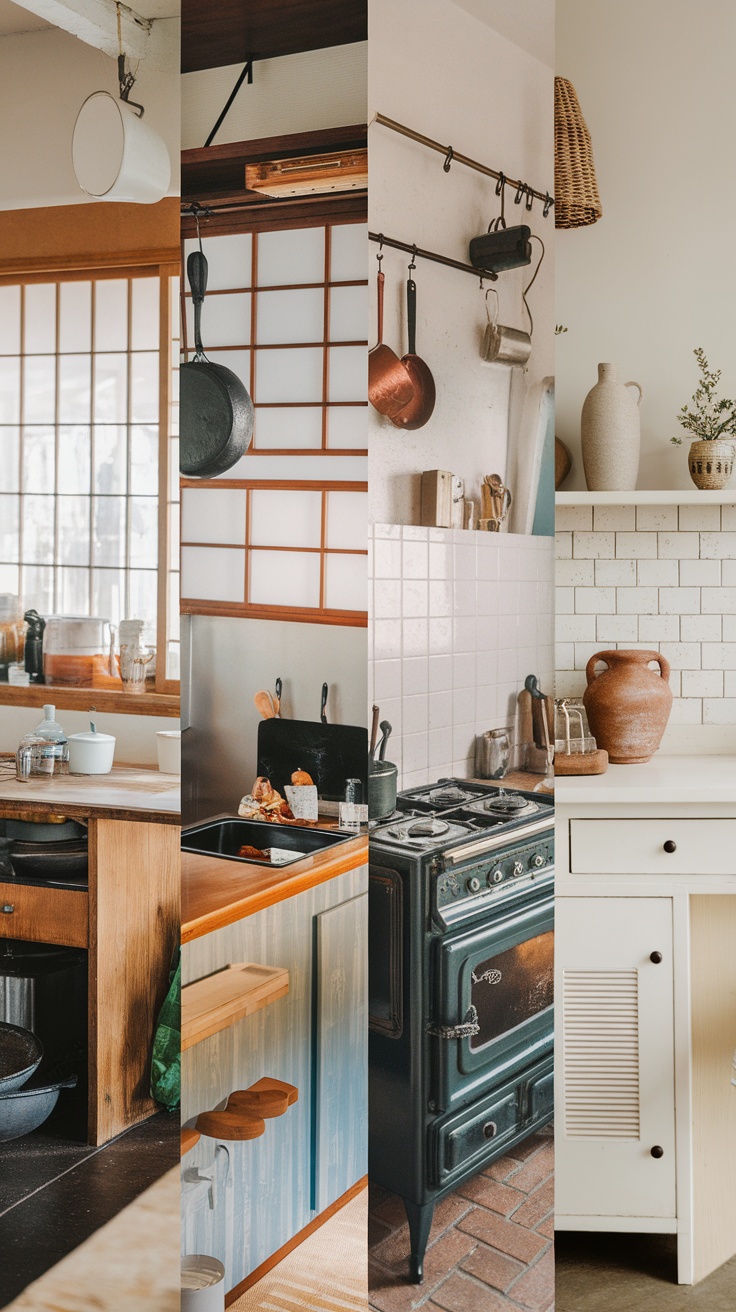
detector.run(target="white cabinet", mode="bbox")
[555,897,676,1223]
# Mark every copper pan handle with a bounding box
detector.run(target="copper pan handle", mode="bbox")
[376,270,385,344]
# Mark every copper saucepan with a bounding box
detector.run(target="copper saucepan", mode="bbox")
[368,267,416,418]
[391,272,436,430]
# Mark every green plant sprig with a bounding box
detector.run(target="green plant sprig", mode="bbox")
[671,347,736,445]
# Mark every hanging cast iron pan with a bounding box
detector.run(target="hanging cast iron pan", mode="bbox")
[391,274,436,430]
[180,250,254,478]
[368,267,416,419]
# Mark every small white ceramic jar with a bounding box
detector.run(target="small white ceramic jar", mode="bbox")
[181,1256,225,1311]
[156,730,181,775]
[67,732,116,775]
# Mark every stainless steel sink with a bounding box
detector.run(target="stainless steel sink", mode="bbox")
[181,817,354,867]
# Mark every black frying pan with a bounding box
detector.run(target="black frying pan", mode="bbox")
[180,250,255,478]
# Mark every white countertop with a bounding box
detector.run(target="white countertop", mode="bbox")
[556,755,736,806]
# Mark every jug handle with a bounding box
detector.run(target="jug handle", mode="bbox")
[652,652,671,683]
[625,380,643,407]
[585,653,609,685]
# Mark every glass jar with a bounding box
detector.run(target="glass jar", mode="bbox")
[0,595,25,683]
[43,617,120,688]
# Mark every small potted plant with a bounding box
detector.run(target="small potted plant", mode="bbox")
[671,347,736,489]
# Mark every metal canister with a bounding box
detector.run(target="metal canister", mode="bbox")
[368,759,397,820]
[474,729,510,779]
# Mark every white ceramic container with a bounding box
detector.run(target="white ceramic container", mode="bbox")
[72,91,171,204]
[181,1256,225,1311]
[156,730,181,775]
[67,732,116,775]
[581,362,643,491]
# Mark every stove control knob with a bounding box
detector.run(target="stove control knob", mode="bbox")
[466,876,481,893]
[530,853,545,869]
[513,861,524,877]
[490,868,504,884]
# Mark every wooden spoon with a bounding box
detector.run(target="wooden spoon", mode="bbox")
[254,690,276,718]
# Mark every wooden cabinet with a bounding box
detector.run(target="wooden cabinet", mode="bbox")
[556,788,736,1286]
[0,881,88,948]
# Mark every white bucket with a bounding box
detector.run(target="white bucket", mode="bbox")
[67,732,116,775]
[72,91,171,204]
[156,730,181,775]
[181,1256,225,1311]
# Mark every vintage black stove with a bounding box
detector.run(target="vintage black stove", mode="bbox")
[369,780,554,1282]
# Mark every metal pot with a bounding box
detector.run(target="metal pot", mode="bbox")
[0,1075,76,1142]
[0,1022,43,1092]
[368,759,397,821]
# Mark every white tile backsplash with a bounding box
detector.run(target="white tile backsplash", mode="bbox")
[556,504,736,725]
[370,525,554,786]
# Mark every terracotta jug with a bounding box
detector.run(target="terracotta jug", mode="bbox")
[582,650,672,765]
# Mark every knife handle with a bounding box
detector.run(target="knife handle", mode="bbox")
[320,683,328,724]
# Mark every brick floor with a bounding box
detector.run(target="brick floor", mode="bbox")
[369,1130,554,1312]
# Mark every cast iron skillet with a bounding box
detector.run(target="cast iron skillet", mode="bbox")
[180,250,254,478]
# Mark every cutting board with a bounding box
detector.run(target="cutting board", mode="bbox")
[257,719,367,802]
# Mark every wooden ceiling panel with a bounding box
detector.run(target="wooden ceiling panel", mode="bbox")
[182,0,367,75]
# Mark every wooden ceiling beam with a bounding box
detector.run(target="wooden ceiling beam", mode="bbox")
[181,0,367,75]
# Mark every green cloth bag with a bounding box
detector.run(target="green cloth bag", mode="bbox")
[150,950,181,1111]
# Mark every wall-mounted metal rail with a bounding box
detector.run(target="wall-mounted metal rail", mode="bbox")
[369,230,497,282]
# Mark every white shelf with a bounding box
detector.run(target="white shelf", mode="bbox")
[556,489,736,506]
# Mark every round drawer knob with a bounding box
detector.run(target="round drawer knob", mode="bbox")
[513,862,524,877]
[663,840,677,854]
[651,1145,664,1159]
[490,869,503,885]
[2,904,14,914]
[483,1121,497,1140]
[467,876,481,893]
[650,951,663,964]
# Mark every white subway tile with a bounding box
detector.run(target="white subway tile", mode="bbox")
[429,541,453,579]
[555,670,586,698]
[429,581,452,616]
[402,656,429,695]
[657,532,700,558]
[402,539,429,578]
[475,684,499,720]
[668,670,681,697]
[556,587,574,613]
[681,670,724,697]
[700,532,736,559]
[638,615,680,641]
[637,559,679,586]
[594,505,636,531]
[374,537,401,579]
[402,525,429,542]
[402,579,428,617]
[452,722,475,760]
[374,523,400,538]
[679,558,720,586]
[725,672,736,696]
[402,693,429,735]
[402,732,429,773]
[669,698,703,724]
[556,614,597,642]
[374,658,402,701]
[596,615,639,642]
[476,649,498,687]
[454,542,477,580]
[573,532,616,558]
[701,587,736,614]
[659,587,700,614]
[453,652,476,689]
[402,618,429,656]
[616,586,659,614]
[428,616,452,654]
[428,654,453,691]
[476,580,499,613]
[497,614,519,650]
[723,561,736,586]
[372,619,402,659]
[498,581,521,615]
[428,727,453,767]
[374,579,401,618]
[556,505,593,531]
[724,617,736,641]
[616,532,658,558]
[703,699,736,724]
[453,617,477,652]
[556,532,572,559]
[497,647,519,684]
[575,586,616,613]
[702,642,736,669]
[680,614,721,642]
[378,696,402,735]
[556,642,575,669]
[659,642,701,669]
[574,642,603,670]
[428,691,452,729]
[636,505,678,530]
[596,558,637,586]
[477,542,500,580]
[477,614,498,651]
[721,505,736,530]
[557,558,596,586]
[678,504,722,531]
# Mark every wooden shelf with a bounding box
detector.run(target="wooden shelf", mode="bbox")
[181,963,290,1051]
[557,490,736,506]
[0,683,179,718]
[195,1078,298,1142]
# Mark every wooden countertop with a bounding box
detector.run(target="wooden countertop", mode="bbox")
[0,761,180,824]
[182,831,368,942]
[5,1167,179,1311]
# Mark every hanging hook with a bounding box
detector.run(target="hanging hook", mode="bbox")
[443,145,454,173]
[525,186,534,211]
[408,243,417,273]
[495,171,505,197]
[376,233,384,269]
[488,173,506,232]
[514,180,525,205]
[543,192,554,218]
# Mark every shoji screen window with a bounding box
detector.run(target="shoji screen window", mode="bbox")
[0,271,179,691]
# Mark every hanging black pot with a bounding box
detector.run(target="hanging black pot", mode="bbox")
[180,249,254,478]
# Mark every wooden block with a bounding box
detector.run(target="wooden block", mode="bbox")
[181,963,289,1051]
[195,1105,266,1142]
[181,1127,200,1155]
[554,749,608,776]
[229,1078,299,1118]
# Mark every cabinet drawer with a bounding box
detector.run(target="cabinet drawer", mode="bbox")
[434,1084,520,1187]
[569,819,736,875]
[526,1065,554,1124]
[0,882,88,947]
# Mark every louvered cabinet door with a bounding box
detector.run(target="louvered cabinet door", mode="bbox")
[555,897,676,1221]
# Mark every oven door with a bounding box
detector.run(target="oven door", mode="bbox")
[430,890,553,1111]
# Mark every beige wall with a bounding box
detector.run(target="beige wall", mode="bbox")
[556,0,736,490]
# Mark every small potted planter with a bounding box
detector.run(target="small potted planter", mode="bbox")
[671,348,736,489]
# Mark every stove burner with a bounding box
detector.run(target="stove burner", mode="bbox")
[407,818,450,837]
[482,794,531,815]
[378,816,470,846]
[428,785,475,806]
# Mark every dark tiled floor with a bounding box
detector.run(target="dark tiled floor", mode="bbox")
[556,1231,736,1311]
[369,1129,554,1311]
[0,1111,179,1308]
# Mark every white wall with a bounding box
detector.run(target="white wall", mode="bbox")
[182,42,367,149]
[556,0,736,491]
[0,706,173,766]
[0,25,180,209]
[368,0,555,525]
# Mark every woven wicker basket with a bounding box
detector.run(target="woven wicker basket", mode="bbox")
[554,76,602,229]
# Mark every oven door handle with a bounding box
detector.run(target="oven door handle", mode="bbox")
[441,817,553,867]
[426,1004,481,1040]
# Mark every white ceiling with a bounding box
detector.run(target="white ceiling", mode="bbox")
[451,0,554,68]
[0,0,49,35]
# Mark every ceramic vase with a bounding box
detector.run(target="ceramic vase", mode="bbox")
[581,362,643,491]
[583,649,672,764]
[687,438,735,491]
